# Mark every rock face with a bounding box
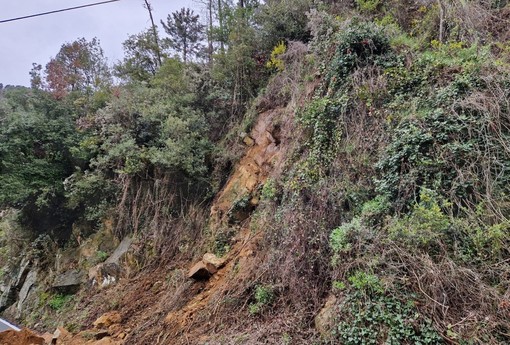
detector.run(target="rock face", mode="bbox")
[105,237,132,265]
[16,270,37,317]
[52,270,85,293]
[210,109,283,228]
[88,237,132,289]
[0,259,32,312]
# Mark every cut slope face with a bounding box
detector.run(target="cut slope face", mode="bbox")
[155,108,288,344]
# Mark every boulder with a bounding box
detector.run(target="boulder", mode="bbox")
[93,311,122,329]
[202,253,226,269]
[314,295,337,338]
[41,332,54,344]
[242,135,255,146]
[93,337,121,345]
[188,261,217,280]
[52,270,84,293]
[53,326,71,339]
[89,263,121,288]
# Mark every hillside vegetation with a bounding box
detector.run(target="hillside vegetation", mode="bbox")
[1,0,510,344]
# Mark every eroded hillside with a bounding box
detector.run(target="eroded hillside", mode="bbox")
[2,1,510,344]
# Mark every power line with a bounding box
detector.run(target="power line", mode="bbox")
[0,0,122,24]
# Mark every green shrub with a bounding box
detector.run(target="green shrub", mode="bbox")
[453,215,510,264]
[249,285,274,315]
[335,290,443,344]
[347,270,384,294]
[296,95,347,183]
[260,179,278,202]
[48,293,73,311]
[95,250,109,263]
[332,280,346,291]
[361,195,390,223]
[355,0,381,14]
[388,189,451,251]
[330,218,361,264]
[329,23,391,86]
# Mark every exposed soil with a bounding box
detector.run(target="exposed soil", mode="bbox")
[0,329,44,345]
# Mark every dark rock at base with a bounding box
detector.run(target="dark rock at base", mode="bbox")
[52,270,85,293]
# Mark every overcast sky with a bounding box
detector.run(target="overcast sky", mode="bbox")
[0,0,197,86]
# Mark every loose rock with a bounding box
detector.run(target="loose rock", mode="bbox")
[188,261,217,280]
[93,311,122,329]
[202,253,226,269]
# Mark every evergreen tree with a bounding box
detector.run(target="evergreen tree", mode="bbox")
[161,8,205,63]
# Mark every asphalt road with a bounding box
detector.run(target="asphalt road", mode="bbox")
[0,318,20,332]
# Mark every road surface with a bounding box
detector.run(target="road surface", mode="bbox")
[0,318,20,332]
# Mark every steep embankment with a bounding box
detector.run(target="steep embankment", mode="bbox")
[37,107,291,345]
[5,3,510,343]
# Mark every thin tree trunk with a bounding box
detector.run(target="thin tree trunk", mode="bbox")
[218,0,225,53]
[437,0,445,43]
[144,0,163,67]
[208,0,213,64]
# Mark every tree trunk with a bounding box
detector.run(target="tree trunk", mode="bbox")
[437,0,445,43]
[144,0,162,67]
[218,0,225,53]
[208,0,213,64]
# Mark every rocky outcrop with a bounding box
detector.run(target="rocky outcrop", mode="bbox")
[52,270,85,293]
[104,237,132,265]
[93,312,122,329]
[210,109,284,227]
[202,253,226,269]
[0,258,32,312]
[37,313,126,345]
[188,261,217,280]
[16,270,37,318]
[88,237,132,289]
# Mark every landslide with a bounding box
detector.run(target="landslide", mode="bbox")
[56,105,298,345]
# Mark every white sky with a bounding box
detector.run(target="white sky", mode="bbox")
[0,0,197,86]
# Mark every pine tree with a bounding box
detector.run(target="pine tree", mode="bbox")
[161,8,205,63]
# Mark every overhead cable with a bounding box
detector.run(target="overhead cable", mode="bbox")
[0,0,121,24]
